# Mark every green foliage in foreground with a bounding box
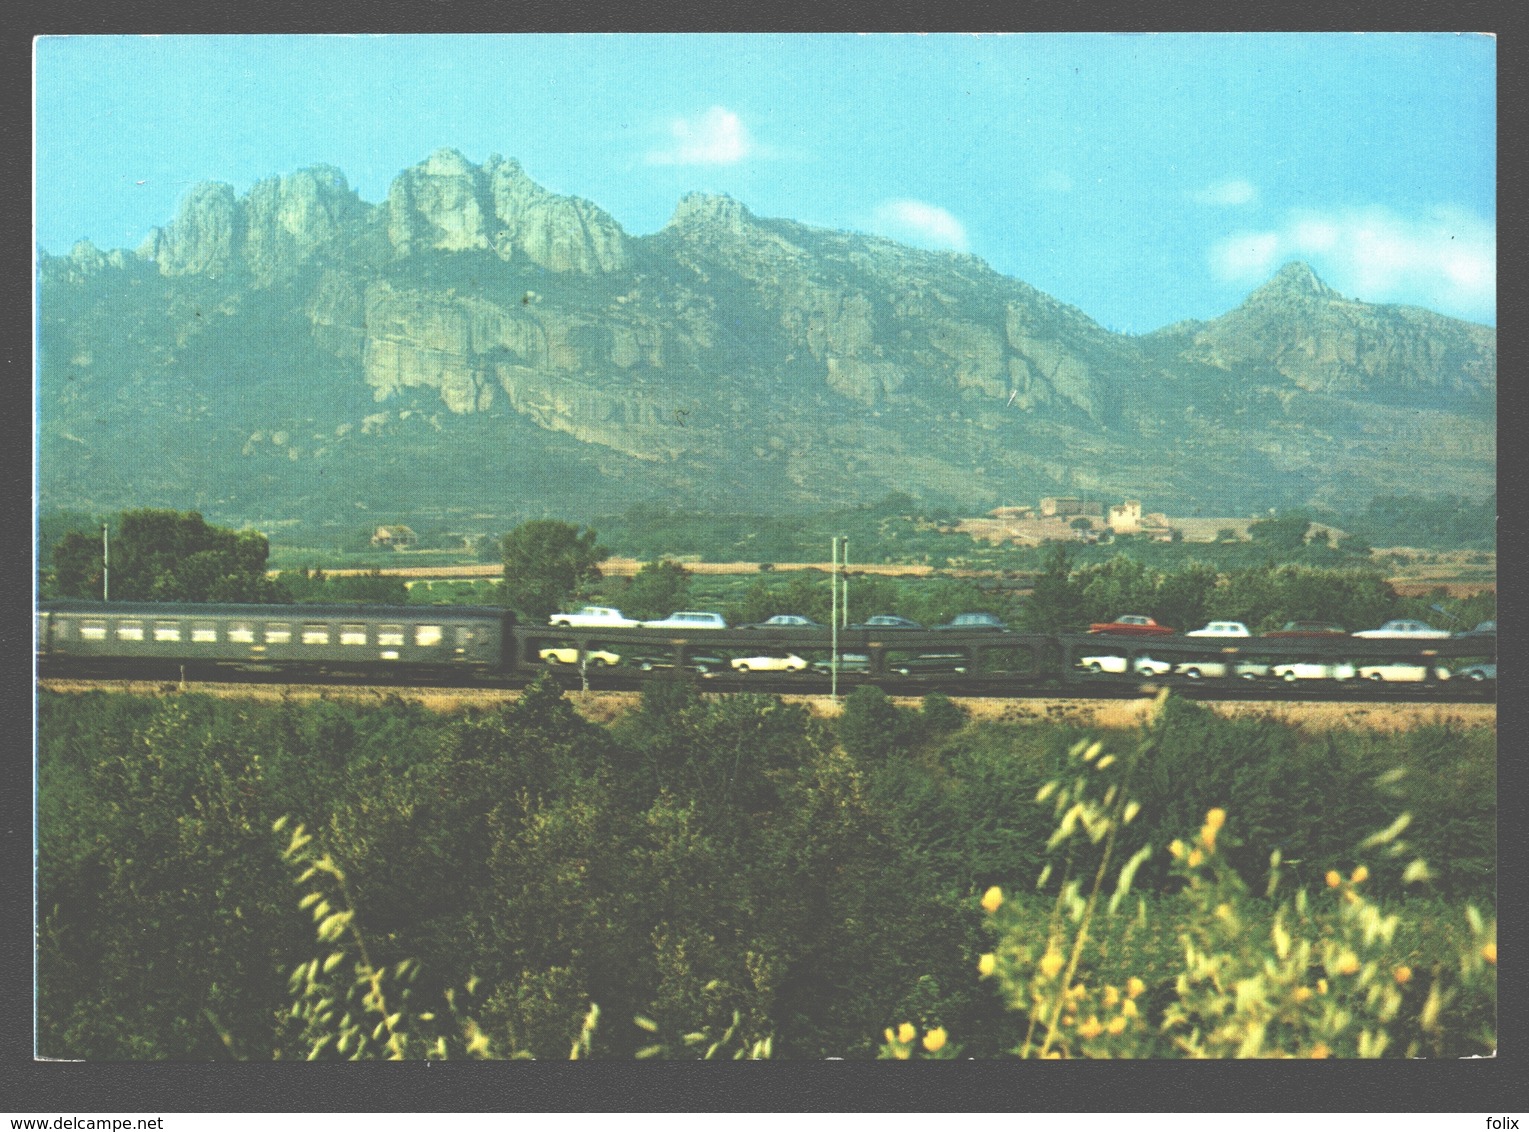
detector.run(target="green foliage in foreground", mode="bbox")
[36,685,1494,1059]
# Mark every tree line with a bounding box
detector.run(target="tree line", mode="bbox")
[42,509,1493,634]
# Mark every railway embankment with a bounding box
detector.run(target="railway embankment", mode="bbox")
[36,678,1495,732]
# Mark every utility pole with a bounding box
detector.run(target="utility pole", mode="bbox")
[830,536,840,702]
[102,522,109,603]
[840,539,849,628]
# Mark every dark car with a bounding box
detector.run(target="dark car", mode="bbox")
[934,612,1009,631]
[851,615,924,631]
[811,652,871,674]
[1262,621,1348,638]
[740,614,826,630]
[632,654,726,675]
[1455,620,1497,639]
[890,653,970,676]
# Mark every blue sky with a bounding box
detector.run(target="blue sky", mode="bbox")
[34,33,1496,333]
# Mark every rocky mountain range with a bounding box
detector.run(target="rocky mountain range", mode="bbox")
[37,148,1496,534]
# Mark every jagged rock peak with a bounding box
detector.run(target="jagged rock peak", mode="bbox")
[137,181,241,276]
[667,192,755,232]
[387,149,630,273]
[1251,261,1343,302]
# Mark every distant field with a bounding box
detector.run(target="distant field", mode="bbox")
[284,548,1496,601]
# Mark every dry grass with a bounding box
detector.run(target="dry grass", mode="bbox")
[38,679,1494,733]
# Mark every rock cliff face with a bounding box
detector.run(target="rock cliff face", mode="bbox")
[1156,261,1496,404]
[386,148,630,273]
[38,151,1496,525]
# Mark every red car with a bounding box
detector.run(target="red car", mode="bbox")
[1087,615,1175,636]
[1262,621,1347,638]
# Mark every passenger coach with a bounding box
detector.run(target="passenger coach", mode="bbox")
[36,601,516,678]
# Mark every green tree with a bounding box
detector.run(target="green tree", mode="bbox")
[621,559,693,621]
[52,509,282,602]
[1248,512,1312,554]
[1023,544,1085,632]
[501,520,608,620]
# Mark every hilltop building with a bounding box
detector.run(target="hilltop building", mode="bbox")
[371,524,418,549]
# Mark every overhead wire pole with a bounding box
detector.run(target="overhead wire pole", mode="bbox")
[830,536,840,702]
[102,522,109,603]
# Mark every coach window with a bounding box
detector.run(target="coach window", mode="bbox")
[302,624,331,645]
[115,620,145,641]
[192,622,218,643]
[415,624,443,647]
[340,624,367,646]
[154,621,182,642]
[79,619,107,641]
[228,622,255,643]
[378,625,405,647]
[264,623,292,644]
[455,626,476,646]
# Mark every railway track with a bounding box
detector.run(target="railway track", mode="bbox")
[37,665,1495,706]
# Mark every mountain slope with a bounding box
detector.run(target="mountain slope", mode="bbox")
[37,149,1496,531]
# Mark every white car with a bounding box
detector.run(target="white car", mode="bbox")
[1351,620,1451,639]
[548,606,640,628]
[1173,660,1269,681]
[641,611,729,629]
[1186,621,1252,638]
[1273,662,1358,682]
[1078,655,1173,677]
[540,647,621,667]
[731,653,808,673]
[1357,662,1451,683]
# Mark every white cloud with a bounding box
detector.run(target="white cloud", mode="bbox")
[646,106,755,166]
[1210,231,1280,279]
[1208,205,1495,320]
[869,199,970,253]
[1191,178,1259,207]
[1038,169,1073,193]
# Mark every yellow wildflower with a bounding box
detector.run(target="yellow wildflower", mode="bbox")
[1042,1050,1062,1059]
[1482,943,1497,965]
[1120,999,1139,1019]
[1309,1043,1331,1059]
[1215,902,1234,922]
[1107,1015,1128,1035]
[1325,870,1342,888]
[883,1027,896,1045]
[1350,865,1369,885]
[1126,976,1146,999]
[1039,950,1065,979]
[1200,824,1218,851]
[1343,889,1359,905]
[1187,848,1204,868]
[1077,1016,1103,1039]
[1316,978,1328,995]
[1169,839,1186,859]
[922,1027,948,1053]
[1205,807,1226,831]
[1394,966,1413,985]
[897,1022,916,1045]
[978,953,997,977]
[1292,987,1313,1004]
[1068,983,1087,1001]
[981,886,1004,913]
[1335,952,1360,976]
[892,1045,911,1060]
[1103,985,1121,1008]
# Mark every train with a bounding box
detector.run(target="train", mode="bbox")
[35,599,1495,696]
